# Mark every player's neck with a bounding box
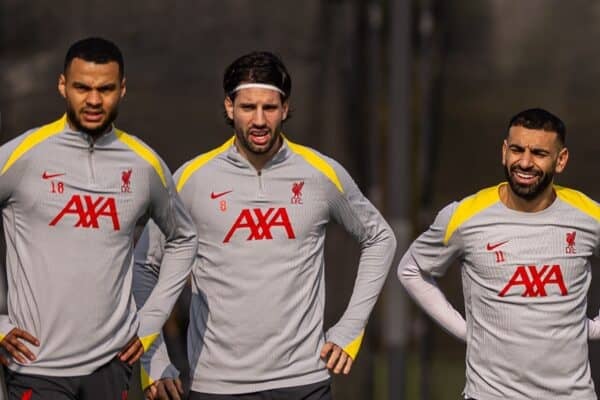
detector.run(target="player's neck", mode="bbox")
[499,183,556,212]
[235,136,282,172]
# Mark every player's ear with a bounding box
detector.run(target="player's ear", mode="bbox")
[224,96,234,120]
[120,77,126,98]
[555,147,569,174]
[501,139,508,166]
[58,74,66,98]
[282,101,289,120]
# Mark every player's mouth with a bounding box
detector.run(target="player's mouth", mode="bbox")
[248,129,271,146]
[511,167,541,185]
[81,110,104,123]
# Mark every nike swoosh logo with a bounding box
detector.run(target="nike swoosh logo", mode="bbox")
[486,241,508,251]
[210,190,232,199]
[42,172,65,179]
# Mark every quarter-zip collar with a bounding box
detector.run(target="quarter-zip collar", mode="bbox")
[225,134,293,171]
[61,114,117,147]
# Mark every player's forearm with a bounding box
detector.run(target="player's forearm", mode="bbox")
[397,252,466,341]
[136,235,195,341]
[137,215,196,339]
[326,221,397,358]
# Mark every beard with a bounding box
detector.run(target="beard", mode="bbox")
[66,103,119,138]
[235,124,282,156]
[503,163,554,200]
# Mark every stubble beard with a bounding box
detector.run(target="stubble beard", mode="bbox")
[66,102,119,138]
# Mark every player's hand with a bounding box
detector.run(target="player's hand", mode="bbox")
[0,327,39,364]
[320,341,353,375]
[118,336,144,365]
[144,378,184,400]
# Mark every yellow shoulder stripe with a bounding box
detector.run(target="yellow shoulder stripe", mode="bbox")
[176,137,234,192]
[556,185,600,222]
[139,332,160,352]
[343,330,364,360]
[285,137,344,193]
[115,130,167,187]
[1,115,66,175]
[140,365,154,389]
[444,184,501,244]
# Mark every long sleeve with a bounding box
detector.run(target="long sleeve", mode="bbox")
[325,162,397,360]
[133,222,180,388]
[0,133,29,341]
[398,253,466,341]
[135,160,197,350]
[396,202,468,342]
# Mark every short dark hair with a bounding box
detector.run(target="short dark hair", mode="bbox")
[508,108,566,145]
[223,51,292,102]
[222,51,292,127]
[64,37,125,79]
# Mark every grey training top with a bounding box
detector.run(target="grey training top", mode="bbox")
[134,137,397,393]
[401,184,599,400]
[0,115,197,377]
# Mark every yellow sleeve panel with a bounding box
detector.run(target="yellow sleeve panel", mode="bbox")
[1,115,66,174]
[343,330,365,360]
[556,186,600,222]
[176,137,234,192]
[115,130,167,187]
[285,137,344,194]
[444,184,502,245]
[140,365,154,390]
[140,332,160,352]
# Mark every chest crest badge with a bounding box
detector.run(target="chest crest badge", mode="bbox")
[291,181,304,204]
[121,169,132,193]
[565,231,576,254]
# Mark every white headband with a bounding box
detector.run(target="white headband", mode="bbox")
[232,83,285,96]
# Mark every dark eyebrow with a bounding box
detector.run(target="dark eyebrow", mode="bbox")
[98,83,117,91]
[71,81,118,91]
[508,143,550,155]
[72,81,91,89]
[508,143,525,151]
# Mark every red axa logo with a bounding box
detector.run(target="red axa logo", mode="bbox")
[223,207,295,243]
[49,194,121,230]
[121,169,132,193]
[566,231,576,254]
[291,181,304,204]
[498,264,567,297]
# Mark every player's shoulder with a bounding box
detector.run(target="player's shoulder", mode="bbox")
[441,184,502,244]
[113,127,170,187]
[284,137,346,194]
[174,137,235,193]
[453,184,502,214]
[0,116,67,175]
[555,185,600,222]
